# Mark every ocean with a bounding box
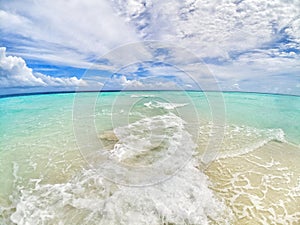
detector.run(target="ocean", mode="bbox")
[0,91,299,224]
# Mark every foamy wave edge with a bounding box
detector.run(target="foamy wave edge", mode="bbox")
[9,163,234,225]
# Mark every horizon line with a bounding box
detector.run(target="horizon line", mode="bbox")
[0,90,299,99]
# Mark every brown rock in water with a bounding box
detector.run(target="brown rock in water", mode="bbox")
[99,131,119,141]
[99,131,119,151]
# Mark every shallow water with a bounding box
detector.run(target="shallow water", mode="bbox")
[0,91,299,224]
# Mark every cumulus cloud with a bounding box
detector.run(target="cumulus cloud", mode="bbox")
[119,75,143,88]
[0,47,86,87]
[104,74,179,91]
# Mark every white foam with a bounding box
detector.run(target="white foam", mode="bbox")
[130,94,156,98]
[198,123,287,160]
[9,162,232,225]
[9,113,232,224]
[143,101,188,110]
[110,113,191,163]
[289,177,300,198]
[206,141,300,225]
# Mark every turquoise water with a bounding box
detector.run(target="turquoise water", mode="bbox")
[223,92,300,145]
[0,91,299,224]
[1,91,299,145]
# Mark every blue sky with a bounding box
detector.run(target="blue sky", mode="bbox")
[0,0,299,95]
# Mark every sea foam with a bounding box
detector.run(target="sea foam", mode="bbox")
[10,163,232,225]
[9,113,232,225]
[143,101,188,110]
[197,122,286,161]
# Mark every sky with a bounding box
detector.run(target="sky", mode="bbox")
[0,0,299,95]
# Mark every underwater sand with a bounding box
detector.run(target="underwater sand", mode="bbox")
[0,91,299,224]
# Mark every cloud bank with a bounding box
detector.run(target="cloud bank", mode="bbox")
[0,47,85,88]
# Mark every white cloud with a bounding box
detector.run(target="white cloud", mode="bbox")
[208,49,300,80]
[0,10,31,31]
[119,75,144,88]
[1,0,299,62]
[0,0,139,66]
[109,61,205,89]
[0,0,300,94]
[113,0,300,57]
[106,75,179,90]
[231,83,240,91]
[1,0,298,64]
[0,47,86,87]
[207,51,300,94]
[110,0,300,94]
